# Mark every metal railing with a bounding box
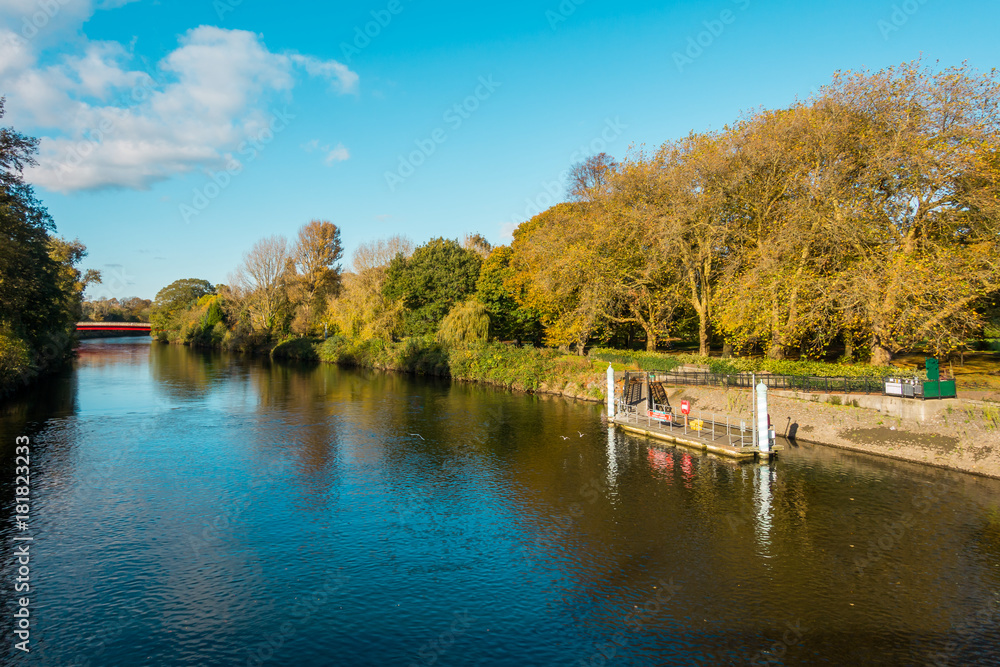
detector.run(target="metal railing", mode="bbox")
[615,401,755,449]
[644,370,921,396]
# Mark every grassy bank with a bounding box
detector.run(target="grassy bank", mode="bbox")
[269,335,608,400]
[179,334,1000,404]
[589,348,917,378]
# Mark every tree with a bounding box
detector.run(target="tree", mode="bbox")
[712,101,863,359]
[475,245,543,344]
[351,234,414,273]
[383,237,483,336]
[589,138,739,356]
[326,236,413,341]
[48,237,101,325]
[823,61,1000,363]
[507,203,603,353]
[436,299,490,347]
[0,98,62,347]
[462,233,493,259]
[0,97,96,390]
[569,152,617,201]
[151,278,215,334]
[153,279,215,315]
[84,297,153,323]
[288,220,343,335]
[230,236,290,332]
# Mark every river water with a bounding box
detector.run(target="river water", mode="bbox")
[1,338,999,666]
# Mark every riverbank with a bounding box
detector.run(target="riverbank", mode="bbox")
[667,384,1000,479]
[175,335,1000,478]
[0,329,76,401]
[304,335,609,401]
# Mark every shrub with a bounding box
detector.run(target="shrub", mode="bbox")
[0,330,32,393]
[271,337,320,362]
[436,300,490,348]
[588,347,914,378]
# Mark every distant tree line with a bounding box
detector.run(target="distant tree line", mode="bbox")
[82,297,152,323]
[154,61,1000,366]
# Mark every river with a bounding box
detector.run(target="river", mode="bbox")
[1,338,999,666]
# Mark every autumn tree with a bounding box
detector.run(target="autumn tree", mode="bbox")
[436,299,490,347]
[712,101,867,359]
[588,137,738,356]
[825,61,1000,364]
[462,233,493,259]
[326,235,413,341]
[229,236,290,332]
[475,245,543,344]
[506,203,609,353]
[287,220,343,335]
[569,152,617,201]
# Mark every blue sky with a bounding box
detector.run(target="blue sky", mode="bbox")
[1,0,998,300]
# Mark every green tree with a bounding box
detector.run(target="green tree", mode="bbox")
[151,278,215,334]
[0,97,97,393]
[383,237,483,336]
[153,278,215,314]
[437,299,490,347]
[475,245,543,343]
[0,98,65,349]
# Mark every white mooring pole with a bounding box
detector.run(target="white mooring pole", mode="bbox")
[756,380,770,455]
[607,364,615,420]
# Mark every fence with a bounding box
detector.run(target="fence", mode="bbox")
[643,370,923,396]
[615,398,755,448]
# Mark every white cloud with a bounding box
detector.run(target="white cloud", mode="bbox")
[290,54,358,95]
[499,221,518,243]
[324,143,349,164]
[0,8,358,192]
[302,138,350,166]
[0,0,139,49]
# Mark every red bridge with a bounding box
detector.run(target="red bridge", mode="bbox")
[77,322,152,333]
